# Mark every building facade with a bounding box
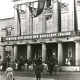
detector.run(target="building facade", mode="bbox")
[0,0,80,71]
[0,17,14,63]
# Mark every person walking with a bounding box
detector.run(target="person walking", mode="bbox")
[24,62,28,72]
[5,65,14,80]
[48,62,53,76]
[42,62,48,75]
[54,62,59,76]
[35,65,42,80]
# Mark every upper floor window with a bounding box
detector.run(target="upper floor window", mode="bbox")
[45,0,51,9]
[5,25,13,36]
[19,4,26,13]
[77,0,80,6]
[45,14,52,20]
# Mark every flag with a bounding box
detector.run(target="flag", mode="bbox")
[29,0,45,17]
[16,8,21,35]
[74,0,78,32]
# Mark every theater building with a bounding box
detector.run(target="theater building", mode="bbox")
[0,0,80,71]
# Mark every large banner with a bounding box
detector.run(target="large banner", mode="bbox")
[29,0,45,17]
[16,8,21,35]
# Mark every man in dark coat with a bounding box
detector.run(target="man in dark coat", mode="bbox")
[35,65,42,80]
[48,61,53,76]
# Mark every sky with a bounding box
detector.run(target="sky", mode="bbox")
[0,0,67,19]
[0,0,38,19]
[0,0,14,19]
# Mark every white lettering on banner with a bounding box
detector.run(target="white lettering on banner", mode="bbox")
[51,34,52,37]
[30,36,32,39]
[37,35,38,38]
[33,35,36,38]
[6,38,9,40]
[49,34,51,37]
[9,38,11,40]
[42,35,46,38]
[18,37,23,40]
[14,37,17,40]
[33,35,37,38]
[58,32,71,36]
[40,35,41,38]
[17,37,19,40]
[46,34,48,37]
[23,36,27,39]
[40,34,46,38]
[27,36,29,39]
[61,66,80,71]
[53,34,57,37]
[5,32,72,41]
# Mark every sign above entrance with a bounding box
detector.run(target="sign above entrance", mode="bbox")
[4,31,75,41]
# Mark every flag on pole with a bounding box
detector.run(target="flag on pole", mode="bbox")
[29,0,45,17]
[74,0,78,32]
[16,7,21,36]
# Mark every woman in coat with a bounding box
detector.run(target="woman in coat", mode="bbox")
[5,65,13,80]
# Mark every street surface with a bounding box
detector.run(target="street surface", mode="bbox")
[0,71,80,80]
[0,75,55,80]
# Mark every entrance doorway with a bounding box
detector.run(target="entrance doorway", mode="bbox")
[17,45,27,59]
[63,42,75,66]
[31,44,42,59]
[46,43,58,59]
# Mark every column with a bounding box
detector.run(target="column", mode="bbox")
[27,44,31,59]
[14,45,18,61]
[75,41,80,66]
[2,45,5,61]
[11,46,14,63]
[42,43,46,62]
[58,42,63,65]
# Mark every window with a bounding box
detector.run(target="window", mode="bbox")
[6,28,11,36]
[45,14,52,20]
[45,0,51,8]
[77,0,80,6]
[45,14,53,33]
[5,26,13,36]
[20,4,26,13]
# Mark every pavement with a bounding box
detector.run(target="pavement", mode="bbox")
[1,71,80,80]
[0,75,55,80]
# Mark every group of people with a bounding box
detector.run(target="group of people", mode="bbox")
[13,56,59,76]
[1,56,60,80]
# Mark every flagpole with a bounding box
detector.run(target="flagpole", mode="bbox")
[57,0,61,32]
[16,5,21,36]
[74,0,78,33]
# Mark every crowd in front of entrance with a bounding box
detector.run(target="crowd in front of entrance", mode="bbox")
[0,56,60,76]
